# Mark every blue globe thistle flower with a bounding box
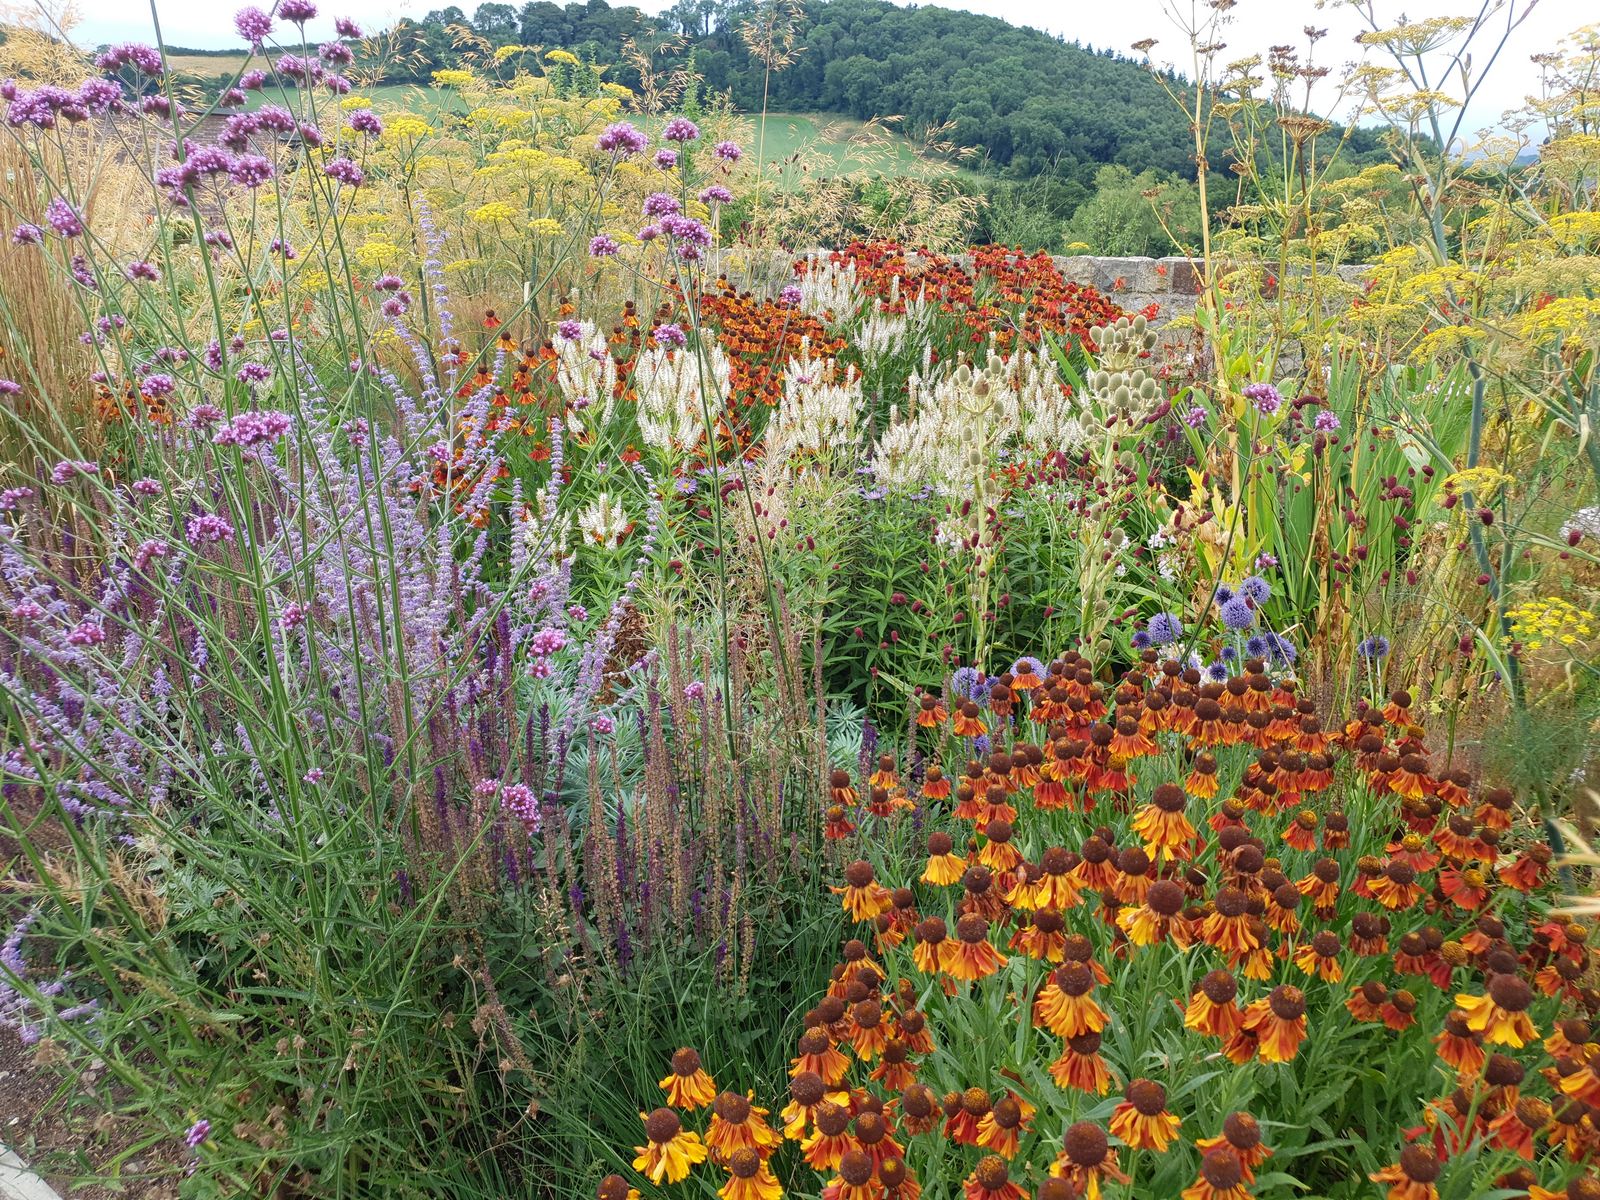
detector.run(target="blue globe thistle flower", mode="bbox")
[1146,611,1184,645]
[1013,655,1046,679]
[1239,575,1272,604]
[1212,583,1235,606]
[1264,632,1298,665]
[972,733,992,757]
[1205,660,1229,681]
[950,666,985,704]
[1131,630,1152,649]
[1220,645,1237,661]
[1357,635,1391,661]
[1220,596,1255,631]
[1245,634,1268,658]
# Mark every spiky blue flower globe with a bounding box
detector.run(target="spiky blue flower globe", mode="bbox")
[1146,611,1183,645]
[1220,597,1255,631]
[1239,575,1272,604]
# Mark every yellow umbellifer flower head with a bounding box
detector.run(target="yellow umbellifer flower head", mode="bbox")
[382,114,431,140]
[528,218,562,237]
[354,241,400,268]
[1505,597,1596,652]
[432,68,475,88]
[471,201,517,225]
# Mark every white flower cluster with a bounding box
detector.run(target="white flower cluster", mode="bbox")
[577,491,631,547]
[518,482,573,564]
[872,346,1089,491]
[797,252,863,324]
[553,321,618,437]
[631,343,731,455]
[1146,525,1180,582]
[854,277,936,367]
[770,337,862,461]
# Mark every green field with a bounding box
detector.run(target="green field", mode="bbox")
[191,69,961,181]
[164,51,251,76]
[738,112,964,179]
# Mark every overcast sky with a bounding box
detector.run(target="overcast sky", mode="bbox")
[60,0,1591,137]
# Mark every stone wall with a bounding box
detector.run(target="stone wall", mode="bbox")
[729,250,1368,329]
[962,254,1369,326]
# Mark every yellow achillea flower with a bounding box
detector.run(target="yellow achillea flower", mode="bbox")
[1439,466,1514,500]
[353,241,399,268]
[432,68,475,87]
[544,47,580,64]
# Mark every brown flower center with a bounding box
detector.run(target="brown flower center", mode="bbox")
[1488,972,1533,1013]
[1269,985,1306,1020]
[1200,969,1238,1004]
[790,1071,824,1106]
[729,1148,762,1179]
[1201,1149,1244,1189]
[1147,880,1184,916]
[1126,1078,1167,1115]
[974,1156,1010,1190]
[901,1085,934,1118]
[1223,1111,1260,1149]
[1399,1145,1439,1184]
[1063,1121,1108,1166]
[839,1150,874,1187]
[644,1108,681,1144]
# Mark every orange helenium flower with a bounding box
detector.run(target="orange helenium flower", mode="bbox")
[705,1091,781,1163]
[1109,1078,1182,1152]
[1181,1148,1252,1200]
[1034,962,1107,1038]
[661,1046,717,1109]
[1456,974,1538,1047]
[1242,985,1307,1063]
[834,860,892,922]
[719,1147,783,1200]
[634,1108,709,1185]
[965,1154,1028,1200]
[1370,1145,1441,1200]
